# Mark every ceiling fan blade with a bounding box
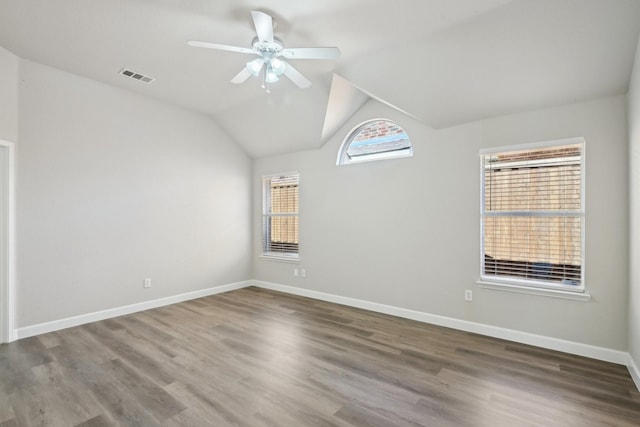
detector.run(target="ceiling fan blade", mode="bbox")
[280,47,341,60]
[231,68,252,84]
[188,40,256,55]
[251,11,274,43]
[283,63,312,88]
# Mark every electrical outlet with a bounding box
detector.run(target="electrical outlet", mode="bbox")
[294,268,299,277]
[144,278,151,288]
[301,269,306,278]
[465,289,472,301]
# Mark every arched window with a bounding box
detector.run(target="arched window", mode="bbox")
[337,119,412,165]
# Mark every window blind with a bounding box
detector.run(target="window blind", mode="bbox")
[262,173,299,256]
[481,142,584,289]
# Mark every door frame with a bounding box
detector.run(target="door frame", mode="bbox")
[0,140,16,343]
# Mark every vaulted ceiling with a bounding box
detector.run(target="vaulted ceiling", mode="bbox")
[1,0,639,158]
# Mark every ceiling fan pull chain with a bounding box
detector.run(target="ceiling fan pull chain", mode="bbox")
[262,68,270,93]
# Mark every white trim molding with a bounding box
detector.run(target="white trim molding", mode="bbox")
[477,281,591,301]
[15,281,251,340]
[0,140,16,344]
[12,278,638,392]
[629,354,640,392]
[252,280,629,366]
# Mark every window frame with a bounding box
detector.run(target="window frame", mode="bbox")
[337,118,413,165]
[479,137,586,293]
[261,171,300,262]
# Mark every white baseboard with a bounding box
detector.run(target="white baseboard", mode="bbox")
[251,280,630,366]
[629,354,640,392]
[15,280,251,340]
[13,278,637,391]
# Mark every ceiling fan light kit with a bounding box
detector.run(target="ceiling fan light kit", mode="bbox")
[246,58,264,77]
[265,65,280,83]
[270,58,286,75]
[188,10,340,92]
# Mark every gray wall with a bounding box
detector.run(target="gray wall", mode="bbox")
[629,34,640,370]
[4,41,635,356]
[0,46,18,142]
[253,94,629,351]
[17,60,252,327]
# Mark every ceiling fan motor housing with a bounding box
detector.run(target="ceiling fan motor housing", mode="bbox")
[251,36,284,58]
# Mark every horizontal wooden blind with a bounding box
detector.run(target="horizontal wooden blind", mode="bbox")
[481,143,583,287]
[263,173,299,255]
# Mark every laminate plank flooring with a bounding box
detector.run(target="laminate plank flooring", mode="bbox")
[1,287,639,426]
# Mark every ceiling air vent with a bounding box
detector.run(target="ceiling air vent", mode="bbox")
[119,68,155,84]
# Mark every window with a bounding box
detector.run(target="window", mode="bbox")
[262,172,299,259]
[337,119,412,165]
[480,138,585,292]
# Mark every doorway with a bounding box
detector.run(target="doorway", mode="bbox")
[0,140,15,343]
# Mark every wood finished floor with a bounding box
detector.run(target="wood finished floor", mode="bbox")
[1,287,639,427]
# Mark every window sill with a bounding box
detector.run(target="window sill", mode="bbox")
[260,253,300,264]
[476,280,591,301]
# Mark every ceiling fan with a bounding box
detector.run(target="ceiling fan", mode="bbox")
[188,10,340,91]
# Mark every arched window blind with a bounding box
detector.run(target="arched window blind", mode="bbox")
[480,138,585,291]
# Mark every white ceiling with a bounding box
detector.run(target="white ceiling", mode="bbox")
[1,0,639,158]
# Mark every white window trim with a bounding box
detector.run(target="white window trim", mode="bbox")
[476,280,591,301]
[479,137,587,295]
[259,253,300,263]
[261,171,300,262]
[337,118,413,166]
